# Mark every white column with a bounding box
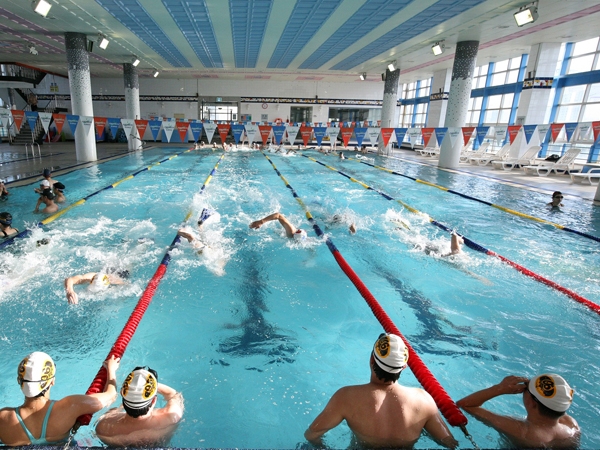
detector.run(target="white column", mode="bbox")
[124,63,141,150]
[379,67,400,155]
[426,69,451,127]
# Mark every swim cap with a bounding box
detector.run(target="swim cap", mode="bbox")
[43,169,51,177]
[40,180,50,188]
[54,182,65,191]
[88,272,110,293]
[198,207,214,225]
[0,212,12,226]
[17,352,55,397]
[373,333,408,374]
[121,368,158,410]
[293,229,307,241]
[41,189,55,200]
[528,374,574,412]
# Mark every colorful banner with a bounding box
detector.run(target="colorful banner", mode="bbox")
[461,127,475,146]
[25,111,38,131]
[354,127,368,147]
[121,118,135,141]
[134,119,149,140]
[381,128,394,147]
[522,125,537,144]
[550,123,564,142]
[366,127,380,146]
[434,127,448,146]
[507,125,521,145]
[258,125,272,145]
[592,121,600,142]
[0,109,11,129]
[38,112,53,134]
[244,123,259,143]
[577,122,591,140]
[162,120,175,142]
[148,120,162,141]
[286,125,300,145]
[66,114,79,134]
[231,124,244,144]
[272,125,286,145]
[421,127,436,148]
[313,127,327,146]
[189,121,203,142]
[447,127,461,148]
[52,113,66,134]
[107,117,121,139]
[341,127,354,147]
[394,128,408,144]
[537,124,551,143]
[217,123,230,144]
[300,126,313,146]
[494,126,507,143]
[326,126,340,144]
[407,128,421,148]
[80,116,94,136]
[564,122,578,142]
[177,121,191,142]
[94,117,107,138]
[475,126,490,146]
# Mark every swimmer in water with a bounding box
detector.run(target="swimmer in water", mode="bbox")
[0,180,9,200]
[177,207,215,252]
[0,212,18,239]
[249,212,307,241]
[64,268,130,304]
[52,182,66,204]
[34,189,58,214]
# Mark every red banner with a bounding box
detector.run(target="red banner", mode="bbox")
[176,122,190,142]
[134,119,148,140]
[11,110,25,131]
[94,117,107,138]
[52,113,66,134]
[421,127,436,147]
[300,126,313,146]
[217,123,230,144]
[461,127,475,146]
[550,123,564,142]
[258,125,272,145]
[341,127,354,147]
[507,125,521,144]
[380,128,394,147]
[592,121,600,142]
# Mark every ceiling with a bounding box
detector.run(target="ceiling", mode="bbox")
[1,0,600,84]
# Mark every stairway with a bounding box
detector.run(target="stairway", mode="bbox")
[11,120,44,146]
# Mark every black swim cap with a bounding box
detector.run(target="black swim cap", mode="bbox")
[54,182,65,191]
[42,189,55,200]
[0,212,12,226]
[43,169,51,177]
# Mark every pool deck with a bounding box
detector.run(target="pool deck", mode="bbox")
[1,141,599,203]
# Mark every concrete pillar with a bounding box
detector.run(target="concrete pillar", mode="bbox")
[65,32,97,162]
[124,63,141,150]
[379,67,400,155]
[439,41,479,169]
[426,69,451,127]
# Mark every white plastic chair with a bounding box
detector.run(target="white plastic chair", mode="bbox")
[469,143,510,166]
[492,145,541,171]
[522,148,581,176]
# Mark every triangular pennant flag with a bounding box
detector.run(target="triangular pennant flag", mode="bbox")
[272,125,286,145]
[550,123,564,142]
[421,127,436,147]
[300,126,313,146]
[134,119,148,140]
[354,127,368,147]
[407,128,421,149]
[591,122,600,142]
[162,120,175,142]
[121,118,135,141]
[217,123,230,144]
[204,122,217,144]
[258,125,272,145]
[177,121,190,142]
[38,112,53,134]
[461,127,475,146]
[326,126,340,145]
[244,123,259,143]
[286,125,300,145]
[434,127,448,146]
[577,122,591,140]
[148,120,162,141]
[80,116,94,135]
[0,109,11,129]
[313,127,327,146]
[52,114,66,134]
[381,128,394,147]
[537,124,551,144]
[25,111,38,131]
[447,127,461,148]
[475,126,490,146]
[494,126,507,143]
[394,128,407,145]
[341,127,354,147]
[189,121,203,142]
[366,127,380,146]
[94,117,107,138]
[66,114,80,134]
[522,125,537,144]
[507,125,521,145]
[564,122,578,142]
[230,124,244,144]
[106,118,121,139]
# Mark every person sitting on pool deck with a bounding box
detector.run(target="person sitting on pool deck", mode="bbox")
[64,268,129,304]
[548,191,564,209]
[304,333,458,449]
[249,212,307,241]
[0,212,18,239]
[0,352,120,446]
[95,366,184,447]
[457,374,580,448]
[34,189,58,214]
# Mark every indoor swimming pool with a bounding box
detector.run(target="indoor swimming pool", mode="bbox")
[1,146,599,448]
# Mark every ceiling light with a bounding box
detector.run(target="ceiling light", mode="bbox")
[98,34,109,50]
[153,69,159,78]
[514,3,538,27]
[432,42,444,56]
[359,73,366,81]
[29,45,38,55]
[388,61,396,72]
[132,56,140,67]
[32,0,52,17]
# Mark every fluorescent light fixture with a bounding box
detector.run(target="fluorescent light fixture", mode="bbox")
[132,56,140,67]
[514,4,538,26]
[98,34,109,50]
[388,61,396,72]
[153,69,159,78]
[29,45,38,55]
[359,73,366,81]
[32,0,52,17]
[432,42,443,56]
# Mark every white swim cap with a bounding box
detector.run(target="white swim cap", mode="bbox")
[528,374,574,412]
[373,333,409,374]
[121,367,158,410]
[40,180,50,187]
[17,352,55,397]
[293,229,307,241]
[88,272,110,293]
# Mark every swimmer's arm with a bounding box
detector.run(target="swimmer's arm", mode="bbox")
[422,406,458,449]
[107,274,126,285]
[64,272,96,304]
[177,230,195,243]
[304,389,346,446]
[158,383,184,422]
[34,196,42,212]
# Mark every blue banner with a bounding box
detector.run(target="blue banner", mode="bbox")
[105,117,120,139]
[148,120,162,141]
[66,114,80,134]
[476,126,490,145]
[189,121,203,142]
[354,128,367,147]
[523,124,537,144]
[272,126,286,145]
[394,128,408,144]
[564,122,578,142]
[231,124,245,144]
[25,111,38,131]
[434,127,448,146]
[313,127,327,146]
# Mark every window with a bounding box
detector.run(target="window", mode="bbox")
[329,108,370,123]
[399,104,413,128]
[201,103,237,121]
[482,93,514,125]
[413,103,428,127]
[489,57,522,86]
[290,106,312,123]
[400,82,417,100]
[466,97,482,126]
[417,78,432,97]
[471,64,489,89]
[567,37,600,74]
[556,82,600,124]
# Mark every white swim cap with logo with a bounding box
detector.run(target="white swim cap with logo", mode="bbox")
[528,373,574,412]
[88,272,110,293]
[373,333,409,374]
[17,352,56,397]
[293,229,307,241]
[121,368,158,410]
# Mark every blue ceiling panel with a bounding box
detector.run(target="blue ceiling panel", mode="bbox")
[230,0,273,68]
[162,0,223,68]
[299,0,413,70]
[95,0,191,68]
[267,0,342,69]
[332,0,487,70]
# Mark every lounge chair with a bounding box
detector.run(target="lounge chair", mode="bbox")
[459,142,489,163]
[492,145,541,171]
[521,148,581,176]
[469,143,510,166]
[419,146,440,157]
[570,166,600,185]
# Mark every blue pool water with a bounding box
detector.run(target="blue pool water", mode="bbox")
[1,147,599,448]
